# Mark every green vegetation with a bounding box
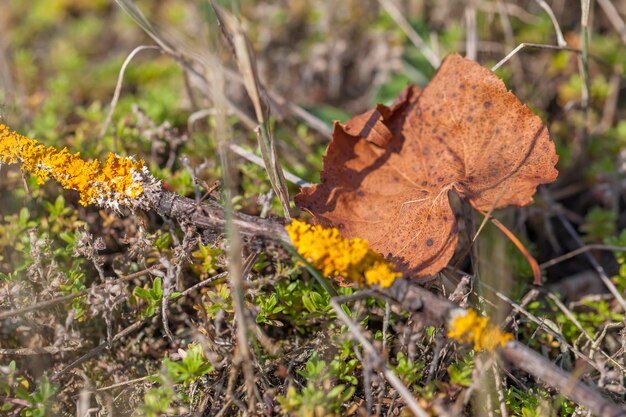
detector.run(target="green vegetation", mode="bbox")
[1,1,625,416]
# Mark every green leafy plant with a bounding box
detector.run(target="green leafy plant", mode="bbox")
[278,352,357,416]
[582,207,617,242]
[162,344,215,385]
[393,352,425,388]
[137,385,175,417]
[255,292,285,326]
[202,283,233,319]
[133,277,170,318]
[447,354,474,387]
[506,387,575,417]
[0,364,58,417]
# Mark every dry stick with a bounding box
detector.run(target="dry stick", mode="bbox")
[486,278,626,374]
[157,258,176,344]
[211,46,258,412]
[501,344,626,417]
[51,314,151,382]
[0,346,78,356]
[153,188,288,242]
[465,2,478,61]
[492,362,509,417]
[213,4,291,221]
[544,192,626,312]
[479,281,620,373]
[99,45,162,139]
[329,297,430,417]
[535,0,567,47]
[378,0,440,68]
[491,43,582,71]
[539,244,626,269]
[229,143,311,188]
[580,0,592,144]
[381,279,625,416]
[545,292,594,343]
[94,375,152,393]
[501,287,539,329]
[477,1,539,24]
[597,0,626,46]
[0,267,159,321]
[595,70,621,134]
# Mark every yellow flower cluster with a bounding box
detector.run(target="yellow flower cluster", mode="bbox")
[0,124,148,209]
[447,308,513,352]
[285,219,401,288]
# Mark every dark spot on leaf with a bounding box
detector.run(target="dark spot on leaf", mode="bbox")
[467,116,473,123]
[484,101,492,108]
[426,239,434,247]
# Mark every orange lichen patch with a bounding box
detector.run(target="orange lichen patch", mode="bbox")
[0,124,145,207]
[285,219,401,288]
[447,308,513,352]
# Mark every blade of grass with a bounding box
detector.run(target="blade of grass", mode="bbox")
[212,4,291,220]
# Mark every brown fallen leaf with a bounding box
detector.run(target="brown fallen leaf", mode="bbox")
[295,54,558,277]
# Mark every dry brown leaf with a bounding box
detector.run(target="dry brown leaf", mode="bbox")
[295,54,558,277]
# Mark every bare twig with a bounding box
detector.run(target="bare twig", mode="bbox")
[99,45,161,139]
[580,0,591,142]
[229,143,311,187]
[213,4,291,220]
[492,43,581,71]
[597,0,626,46]
[330,296,429,417]
[540,244,626,269]
[378,0,440,68]
[50,271,226,382]
[209,43,258,411]
[500,343,623,417]
[545,193,626,312]
[0,267,159,321]
[465,3,477,61]
[0,346,78,356]
[535,0,567,46]
[381,279,625,416]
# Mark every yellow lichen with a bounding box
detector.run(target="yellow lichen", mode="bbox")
[285,219,401,288]
[0,124,145,207]
[447,308,513,352]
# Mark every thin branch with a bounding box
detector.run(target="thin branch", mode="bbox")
[99,45,161,139]
[229,143,311,187]
[51,271,226,382]
[597,0,626,46]
[378,0,440,68]
[0,267,159,321]
[540,244,626,269]
[330,297,430,417]
[492,43,581,71]
[535,0,567,47]
[381,279,625,416]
